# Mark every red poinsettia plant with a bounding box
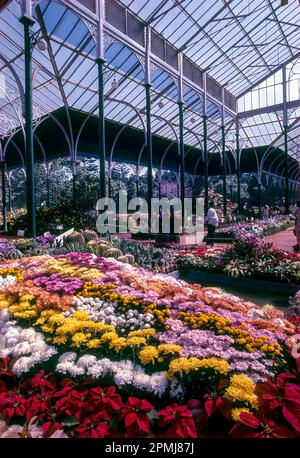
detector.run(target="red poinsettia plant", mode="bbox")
[230,373,300,438]
[0,357,300,438]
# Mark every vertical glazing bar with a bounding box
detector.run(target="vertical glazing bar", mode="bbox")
[20,14,36,238]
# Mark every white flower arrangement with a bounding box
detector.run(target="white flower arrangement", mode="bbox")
[73,295,154,331]
[0,310,57,376]
[56,352,170,397]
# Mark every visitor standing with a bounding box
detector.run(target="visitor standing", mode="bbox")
[206,202,219,246]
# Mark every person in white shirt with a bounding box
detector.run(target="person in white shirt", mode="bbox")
[206,201,219,246]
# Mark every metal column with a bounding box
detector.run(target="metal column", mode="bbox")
[20,14,36,238]
[221,88,227,217]
[203,73,209,215]
[235,118,241,212]
[283,65,289,214]
[178,101,185,227]
[96,0,106,201]
[97,57,106,200]
[1,161,7,232]
[145,27,152,231]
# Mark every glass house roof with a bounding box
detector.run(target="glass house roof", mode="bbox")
[120,0,300,96]
[0,0,299,173]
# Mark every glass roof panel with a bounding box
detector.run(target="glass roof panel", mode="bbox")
[120,0,300,96]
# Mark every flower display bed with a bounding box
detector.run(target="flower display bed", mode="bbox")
[176,235,300,286]
[216,216,293,238]
[0,253,300,437]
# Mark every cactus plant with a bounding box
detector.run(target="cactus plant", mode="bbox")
[125,254,135,265]
[117,255,129,264]
[63,231,85,251]
[82,230,98,243]
[86,240,99,247]
[106,248,123,259]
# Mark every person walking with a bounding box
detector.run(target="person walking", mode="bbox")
[206,201,219,246]
[262,205,270,220]
[294,200,300,251]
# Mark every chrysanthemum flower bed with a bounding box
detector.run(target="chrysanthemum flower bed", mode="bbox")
[0,253,299,438]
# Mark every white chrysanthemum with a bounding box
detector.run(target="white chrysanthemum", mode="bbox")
[12,356,33,376]
[58,352,77,363]
[56,361,85,376]
[114,369,133,387]
[77,355,97,368]
[86,362,104,378]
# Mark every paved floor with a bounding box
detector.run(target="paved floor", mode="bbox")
[265,226,297,253]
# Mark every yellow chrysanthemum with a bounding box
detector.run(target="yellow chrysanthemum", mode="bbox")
[225,374,259,409]
[109,337,127,353]
[71,332,90,347]
[168,357,229,378]
[158,344,182,355]
[125,336,147,347]
[86,339,102,349]
[139,346,159,365]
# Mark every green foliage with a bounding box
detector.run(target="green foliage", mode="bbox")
[8,204,96,236]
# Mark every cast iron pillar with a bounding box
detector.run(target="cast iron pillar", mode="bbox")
[20,14,36,238]
[96,57,106,200]
[283,65,289,214]
[221,88,227,217]
[221,124,227,217]
[203,115,209,214]
[235,119,241,212]
[202,72,209,215]
[1,161,7,232]
[145,82,153,230]
[178,101,185,228]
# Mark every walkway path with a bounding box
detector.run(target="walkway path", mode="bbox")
[265,226,296,253]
